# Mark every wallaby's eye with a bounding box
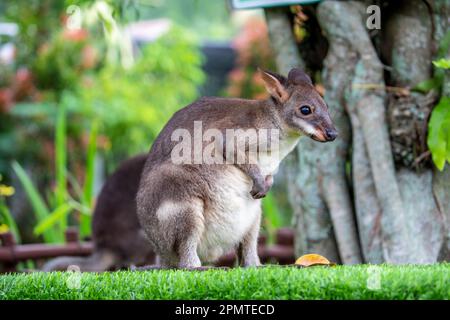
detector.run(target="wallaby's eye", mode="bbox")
[300,105,312,115]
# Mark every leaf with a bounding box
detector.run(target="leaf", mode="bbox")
[55,102,67,207]
[412,31,450,94]
[11,162,49,222]
[0,200,21,243]
[437,31,450,59]
[83,121,98,206]
[433,58,450,70]
[295,254,334,267]
[428,96,450,171]
[34,203,73,236]
[413,77,442,93]
[11,161,59,242]
[80,121,98,237]
[9,102,56,118]
[55,102,68,233]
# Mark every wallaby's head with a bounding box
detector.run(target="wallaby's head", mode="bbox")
[260,68,337,142]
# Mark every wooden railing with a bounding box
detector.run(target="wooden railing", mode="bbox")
[0,229,93,272]
[0,228,295,272]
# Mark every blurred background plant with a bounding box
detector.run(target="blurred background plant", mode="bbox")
[0,0,290,249]
[0,0,209,244]
[225,17,275,100]
[77,26,204,166]
[11,101,97,243]
[425,56,450,171]
[0,174,19,241]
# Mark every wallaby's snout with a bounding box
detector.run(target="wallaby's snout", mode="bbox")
[325,127,338,141]
[309,124,338,143]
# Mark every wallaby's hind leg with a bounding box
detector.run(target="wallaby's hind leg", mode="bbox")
[175,205,204,268]
[153,199,204,269]
[237,211,261,267]
[177,234,202,268]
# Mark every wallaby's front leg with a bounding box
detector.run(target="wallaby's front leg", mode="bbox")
[221,136,273,199]
[237,212,261,267]
[236,163,273,199]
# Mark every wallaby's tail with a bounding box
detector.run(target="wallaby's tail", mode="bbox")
[42,250,117,272]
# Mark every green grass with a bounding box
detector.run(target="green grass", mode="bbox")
[0,264,448,300]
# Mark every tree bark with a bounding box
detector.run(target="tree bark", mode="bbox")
[383,0,444,263]
[317,2,384,264]
[316,6,363,264]
[265,0,449,264]
[431,0,450,262]
[265,7,341,263]
[317,1,413,263]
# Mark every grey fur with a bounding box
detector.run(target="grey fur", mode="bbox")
[137,68,336,268]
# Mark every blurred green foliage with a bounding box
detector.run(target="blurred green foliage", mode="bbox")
[0,0,206,243]
[33,29,95,95]
[1,0,65,67]
[433,58,450,70]
[78,26,205,161]
[12,101,96,243]
[0,175,20,242]
[225,17,275,99]
[132,0,235,40]
[428,95,450,171]
[415,31,450,171]
[1,0,205,172]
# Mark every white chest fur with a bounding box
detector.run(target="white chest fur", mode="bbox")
[197,135,300,262]
[257,134,300,176]
[199,166,261,262]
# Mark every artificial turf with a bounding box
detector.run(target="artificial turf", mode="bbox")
[0,264,448,300]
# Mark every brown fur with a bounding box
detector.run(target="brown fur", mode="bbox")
[137,68,337,268]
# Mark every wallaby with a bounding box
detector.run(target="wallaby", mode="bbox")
[136,68,337,268]
[43,155,155,271]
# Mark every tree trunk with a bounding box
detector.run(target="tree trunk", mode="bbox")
[265,8,342,263]
[432,0,450,261]
[383,0,444,263]
[264,0,450,264]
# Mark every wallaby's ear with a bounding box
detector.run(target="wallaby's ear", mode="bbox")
[259,68,289,103]
[287,68,312,86]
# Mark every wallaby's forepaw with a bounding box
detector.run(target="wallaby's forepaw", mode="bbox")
[250,175,273,199]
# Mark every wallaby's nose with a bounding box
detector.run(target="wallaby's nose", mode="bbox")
[325,128,338,141]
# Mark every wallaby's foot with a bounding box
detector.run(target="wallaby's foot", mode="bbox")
[250,175,273,199]
[183,266,230,272]
[241,260,261,267]
[178,245,202,269]
[131,265,173,271]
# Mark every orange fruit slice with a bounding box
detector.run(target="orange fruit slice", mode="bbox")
[295,254,333,267]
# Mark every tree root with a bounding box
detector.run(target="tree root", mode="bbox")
[319,1,411,263]
[265,7,341,262]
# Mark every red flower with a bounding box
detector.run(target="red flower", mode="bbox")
[0,88,13,113]
[63,28,88,42]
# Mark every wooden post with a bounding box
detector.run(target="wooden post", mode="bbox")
[0,231,18,272]
[65,227,79,243]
